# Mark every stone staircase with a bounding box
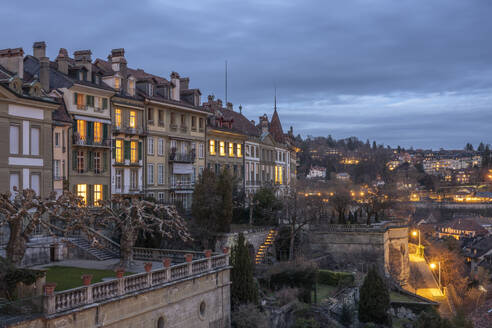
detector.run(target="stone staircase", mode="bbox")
[69,234,120,261]
[255,229,277,264]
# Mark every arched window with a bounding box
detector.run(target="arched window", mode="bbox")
[199,301,206,317]
[157,316,164,328]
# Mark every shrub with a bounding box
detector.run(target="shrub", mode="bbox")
[231,304,269,328]
[340,304,353,326]
[318,269,354,287]
[293,317,320,328]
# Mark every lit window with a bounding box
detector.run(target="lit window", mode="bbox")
[279,166,283,184]
[129,111,136,128]
[229,143,234,157]
[94,184,102,206]
[219,141,225,156]
[116,140,123,162]
[237,144,242,158]
[76,93,84,109]
[77,184,87,205]
[94,122,102,143]
[114,78,120,90]
[209,140,216,155]
[131,141,137,163]
[115,109,122,128]
[77,120,86,140]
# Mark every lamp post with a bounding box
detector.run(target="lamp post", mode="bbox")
[412,229,423,257]
[430,261,441,292]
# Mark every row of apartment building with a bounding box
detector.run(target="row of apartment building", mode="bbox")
[0,42,298,209]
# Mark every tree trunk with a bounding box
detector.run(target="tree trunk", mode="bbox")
[119,230,135,268]
[289,231,295,261]
[6,221,28,266]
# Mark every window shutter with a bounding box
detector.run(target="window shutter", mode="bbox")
[73,120,77,133]
[88,184,94,207]
[73,93,78,105]
[215,140,218,153]
[138,141,142,161]
[87,122,93,144]
[72,151,77,171]
[72,184,76,194]
[103,151,108,172]
[124,140,130,160]
[102,98,108,109]
[112,139,116,159]
[103,184,108,201]
[88,151,93,170]
[103,124,108,140]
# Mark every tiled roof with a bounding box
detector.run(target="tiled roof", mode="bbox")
[269,109,285,143]
[0,64,14,80]
[52,95,72,123]
[221,109,260,137]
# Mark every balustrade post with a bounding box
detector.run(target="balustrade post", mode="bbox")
[205,250,212,269]
[185,253,193,275]
[117,276,125,296]
[43,283,56,315]
[86,285,93,304]
[222,247,230,266]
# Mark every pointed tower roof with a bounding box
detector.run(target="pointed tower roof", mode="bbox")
[269,107,285,143]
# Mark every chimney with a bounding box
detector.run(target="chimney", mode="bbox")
[39,57,50,91]
[0,48,24,79]
[226,102,233,111]
[170,72,180,101]
[73,50,92,80]
[33,41,46,59]
[217,99,223,109]
[55,48,69,75]
[251,120,255,125]
[207,94,214,102]
[260,114,269,134]
[180,77,189,90]
[111,48,127,93]
[239,105,242,114]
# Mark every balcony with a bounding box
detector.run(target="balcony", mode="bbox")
[169,149,195,163]
[170,178,195,190]
[170,124,178,132]
[72,134,111,148]
[94,106,105,113]
[158,120,165,127]
[180,125,187,133]
[112,125,146,136]
[245,180,262,187]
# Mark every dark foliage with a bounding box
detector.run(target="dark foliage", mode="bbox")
[231,233,258,307]
[358,266,391,325]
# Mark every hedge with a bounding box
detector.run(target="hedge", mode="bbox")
[318,270,354,287]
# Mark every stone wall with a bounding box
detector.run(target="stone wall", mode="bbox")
[309,223,409,283]
[10,268,231,328]
[0,236,66,267]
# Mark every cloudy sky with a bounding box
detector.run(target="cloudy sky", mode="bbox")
[3,0,492,149]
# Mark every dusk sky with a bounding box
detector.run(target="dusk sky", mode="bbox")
[3,0,492,149]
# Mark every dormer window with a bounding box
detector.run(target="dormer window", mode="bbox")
[128,80,135,96]
[79,71,83,81]
[114,78,120,90]
[148,84,154,97]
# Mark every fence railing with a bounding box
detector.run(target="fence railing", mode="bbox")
[132,247,207,262]
[44,252,229,315]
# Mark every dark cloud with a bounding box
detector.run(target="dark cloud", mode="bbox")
[2,0,492,149]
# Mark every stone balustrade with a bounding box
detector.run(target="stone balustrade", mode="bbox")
[132,247,207,262]
[43,252,229,315]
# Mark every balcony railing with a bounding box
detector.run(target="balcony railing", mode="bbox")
[245,180,262,187]
[169,150,195,163]
[180,126,187,133]
[170,123,178,131]
[112,125,146,135]
[72,135,111,147]
[170,178,195,190]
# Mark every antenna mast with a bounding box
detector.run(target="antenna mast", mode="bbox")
[225,60,228,105]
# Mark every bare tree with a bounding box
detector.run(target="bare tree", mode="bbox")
[0,189,89,266]
[98,197,191,267]
[330,188,353,224]
[282,189,325,260]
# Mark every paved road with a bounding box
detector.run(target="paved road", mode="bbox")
[407,254,452,318]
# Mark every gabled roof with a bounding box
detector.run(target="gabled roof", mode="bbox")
[52,95,72,124]
[221,108,260,137]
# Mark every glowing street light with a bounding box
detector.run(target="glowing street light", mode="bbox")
[412,229,422,256]
[430,261,441,292]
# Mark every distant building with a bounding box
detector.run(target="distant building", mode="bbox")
[335,172,350,182]
[307,166,326,179]
[438,218,489,240]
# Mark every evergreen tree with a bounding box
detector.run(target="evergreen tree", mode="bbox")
[231,233,258,308]
[192,169,220,232]
[478,141,485,152]
[372,141,377,150]
[358,266,390,325]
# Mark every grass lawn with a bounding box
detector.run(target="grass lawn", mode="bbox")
[313,284,337,303]
[45,266,132,291]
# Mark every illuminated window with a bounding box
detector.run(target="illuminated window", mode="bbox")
[115,109,122,128]
[116,140,123,162]
[94,122,102,143]
[77,184,87,205]
[76,93,84,109]
[209,140,216,155]
[94,184,102,206]
[278,166,283,184]
[77,120,86,140]
[129,111,136,128]
[114,78,120,90]
[275,166,278,183]
[229,143,234,157]
[237,144,242,158]
[219,141,225,156]
[131,141,137,163]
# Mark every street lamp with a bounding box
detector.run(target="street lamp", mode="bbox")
[430,262,441,292]
[412,229,422,257]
